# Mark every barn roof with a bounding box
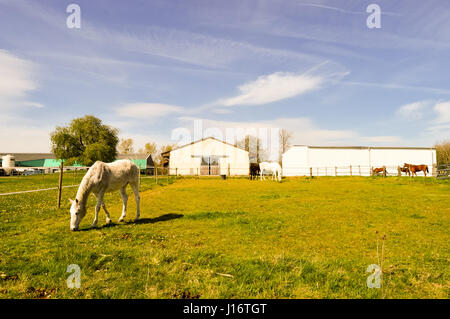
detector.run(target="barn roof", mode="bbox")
[0,153,55,161]
[117,153,152,160]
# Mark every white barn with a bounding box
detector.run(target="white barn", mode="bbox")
[166,137,249,176]
[282,145,437,176]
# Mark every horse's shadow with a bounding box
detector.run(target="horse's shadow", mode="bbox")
[127,213,184,225]
[80,213,183,231]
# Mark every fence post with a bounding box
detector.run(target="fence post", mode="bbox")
[176,168,178,176]
[335,166,337,176]
[359,165,361,176]
[325,167,327,176]
[350,165,352,176]
[310,167,312,178]
[138,165,141,190]
[383,166,387,177]
[228,163,230,176]
[432,164,437,177]
[397,166,401,177]
[370,167,373,176]
[57,161,63,209]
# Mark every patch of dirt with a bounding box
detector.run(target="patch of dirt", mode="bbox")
[173,290,200,299]
[118,233,132,241]
[26,287,57,299]
[0,272,18,281]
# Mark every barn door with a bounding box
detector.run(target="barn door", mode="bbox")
[201,156,220,175]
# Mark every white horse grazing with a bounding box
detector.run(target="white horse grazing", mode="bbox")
[259,162,282,182]
[69,159,140,231]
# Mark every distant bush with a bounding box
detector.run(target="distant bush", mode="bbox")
[435,140,450,165]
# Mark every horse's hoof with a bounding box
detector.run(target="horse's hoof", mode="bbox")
[106,219,112,224]
[118,218,124,223]
[92,224,98,229]
[134,217,140,222]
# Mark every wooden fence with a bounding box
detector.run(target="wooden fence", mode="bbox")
[437,164,450,180]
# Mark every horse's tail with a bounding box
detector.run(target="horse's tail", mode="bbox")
[426,166,429,173]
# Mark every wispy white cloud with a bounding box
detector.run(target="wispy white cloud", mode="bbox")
[342,81,450,95]
[115,103,185,119]
[175,116,401,147]
[0,50,36,99]
[0,50,42,110]
[396,100,432,120]
[217,72,324,107]
[433,101,450,123]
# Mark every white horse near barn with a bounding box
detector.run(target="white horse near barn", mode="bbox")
[69,159,140,231]
[259,162,282,182]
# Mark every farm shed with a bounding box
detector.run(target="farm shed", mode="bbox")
[116,154,155,174]
[282,146,437,176]
[0,153,153,173]
[165,137,249,176]
[0,153,83,172]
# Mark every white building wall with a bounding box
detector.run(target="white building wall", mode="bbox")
[169,138,249,175]
[282,146,436,176]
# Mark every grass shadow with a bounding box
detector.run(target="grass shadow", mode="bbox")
[79,213,184,231]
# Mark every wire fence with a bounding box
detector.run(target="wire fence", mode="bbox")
[282,165,433,177]
[147,164,436,178]
[0,163,440,198]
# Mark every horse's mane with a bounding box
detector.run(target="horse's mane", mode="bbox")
[75,162,107,204]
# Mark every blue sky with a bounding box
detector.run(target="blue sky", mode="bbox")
[0,0,449,152]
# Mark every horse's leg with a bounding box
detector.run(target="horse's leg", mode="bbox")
[131,182,140,222]
[92,192,104,228]
[102,200,112,224]
[118,187,128,222]
[423,169,427,177]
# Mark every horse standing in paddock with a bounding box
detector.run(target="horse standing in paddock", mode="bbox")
[399,166,410,176]
[259,162,282,182]
[403,163,429,177]
[69,160,140,231]
[249,163,260,180]
[372,167,386,176]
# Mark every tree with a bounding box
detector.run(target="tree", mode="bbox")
[279,129,292,163]
[50,115,119,166]
[435,140,450,165]
[118,138,134,154]
[138,142,158,158]
[237,135,265,163]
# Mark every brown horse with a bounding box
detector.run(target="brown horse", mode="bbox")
[399,166,410,176]
[372,167,386,175]
[403,163,428,177]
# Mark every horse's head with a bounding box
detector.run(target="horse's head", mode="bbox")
[69,198,87,231]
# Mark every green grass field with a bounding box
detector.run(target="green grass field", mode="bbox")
[0,175,449,299]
